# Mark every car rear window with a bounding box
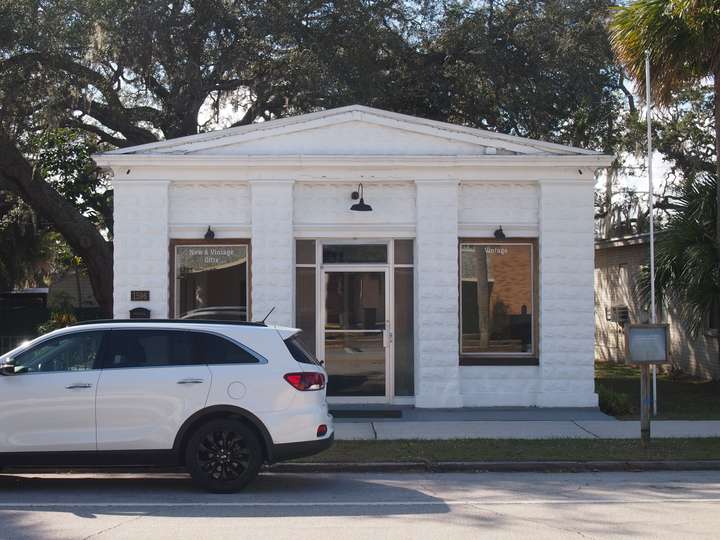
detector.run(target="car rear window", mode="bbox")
[285,334,321,366]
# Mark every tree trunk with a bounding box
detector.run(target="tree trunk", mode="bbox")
[715,69,720,258]
[0,136,113,317]
[715,69,720,367]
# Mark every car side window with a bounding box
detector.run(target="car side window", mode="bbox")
[104,330,196,369]
[196,333,260,365]
[9,332,104,374]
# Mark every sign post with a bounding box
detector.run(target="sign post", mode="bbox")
[625,324,669,447]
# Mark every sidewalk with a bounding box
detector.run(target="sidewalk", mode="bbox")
[331,407,720,440]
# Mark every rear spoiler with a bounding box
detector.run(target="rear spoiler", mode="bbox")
[270,325,302,340]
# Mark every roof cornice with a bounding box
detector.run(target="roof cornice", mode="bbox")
[94,153,614,171]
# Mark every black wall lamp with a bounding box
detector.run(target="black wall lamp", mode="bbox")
[204,226,215,240]
[350,183,372,212]
[494,226,506,240]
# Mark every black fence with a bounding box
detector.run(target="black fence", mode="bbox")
[0,305,104,354]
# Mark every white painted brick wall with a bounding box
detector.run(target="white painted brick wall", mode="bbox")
[415,181,462,408]
[169,182,250,225]
[113,181,169,319]
[250,181,294,326]
[459,183,538,229]
[294,182,415,226]
[461,366,541,406]
[537,181,598,406]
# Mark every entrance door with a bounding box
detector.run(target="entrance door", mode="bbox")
[322,269,389,399]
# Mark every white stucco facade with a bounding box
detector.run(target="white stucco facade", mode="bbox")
[96,105,612,408]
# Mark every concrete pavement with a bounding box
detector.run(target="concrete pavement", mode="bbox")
[1,470,719,538]
[331,408,720,440]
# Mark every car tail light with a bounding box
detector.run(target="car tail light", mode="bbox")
[284,372,325,391]
[317,424,328,437]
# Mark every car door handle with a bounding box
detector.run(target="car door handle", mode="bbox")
[177,378,205,385]
[66,383,93,389]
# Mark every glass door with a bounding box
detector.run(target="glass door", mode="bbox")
[322,269,389,398]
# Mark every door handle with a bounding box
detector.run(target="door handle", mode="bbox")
[177,378,205,385]
[66,383,92,389]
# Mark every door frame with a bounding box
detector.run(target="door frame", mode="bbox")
[317,240,394,404]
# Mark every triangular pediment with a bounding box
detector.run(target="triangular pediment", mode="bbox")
[100,105,601,158]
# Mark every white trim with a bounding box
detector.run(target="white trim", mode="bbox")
[294,224,416,239]
[458,224,539,237]
[172,243,250,319]
[95,153,613,171]
[96,105,604,158]
[318,241,394,402]
[459,241,536,358]
[169,224,251,238]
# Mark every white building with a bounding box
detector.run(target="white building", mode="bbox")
[94,105,612,408]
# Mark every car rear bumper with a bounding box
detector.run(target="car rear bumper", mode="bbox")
[270,433,334,463]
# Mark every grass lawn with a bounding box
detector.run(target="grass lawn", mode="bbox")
[595,361,720,420]
[296,438,720,463]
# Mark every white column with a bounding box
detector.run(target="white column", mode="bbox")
[112,180,170,319]
[250,180,294,326]
[414,180,462,408]
[537,180,598,406]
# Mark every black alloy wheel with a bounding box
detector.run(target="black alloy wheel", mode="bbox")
[185,419,262,492]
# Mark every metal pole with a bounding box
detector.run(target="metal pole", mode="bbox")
[640,363,651,447]
[645,50,658,416]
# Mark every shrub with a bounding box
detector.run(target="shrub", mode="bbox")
[37,311,77,334]
[598,386,634,417]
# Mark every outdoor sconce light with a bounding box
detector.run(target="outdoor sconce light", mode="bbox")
[350,183,373,212]
[204,226,215,240]
[494,226,506,240]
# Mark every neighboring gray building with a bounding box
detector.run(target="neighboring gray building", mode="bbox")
[595,234,719,379]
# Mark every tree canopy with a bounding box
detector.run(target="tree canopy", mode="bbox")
[0,0,631,313]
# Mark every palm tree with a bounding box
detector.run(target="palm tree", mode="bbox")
[610,0,720,256]
[637,174,718,336]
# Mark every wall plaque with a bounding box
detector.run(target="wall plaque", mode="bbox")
[131,290,150,302]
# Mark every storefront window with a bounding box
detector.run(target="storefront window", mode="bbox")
[460,241,535,356]
[174,244,249,320]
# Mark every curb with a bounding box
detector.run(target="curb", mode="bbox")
[268,460,720,473]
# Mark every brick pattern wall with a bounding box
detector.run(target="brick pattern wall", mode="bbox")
[293,182,415,226]
[169,183,250,226]
[459,183,538,229]
[415,181,462,408]
[113,181,170,319]
[250,181,294,326]
[537,181,597,406]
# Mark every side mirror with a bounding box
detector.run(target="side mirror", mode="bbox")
[0,364,16,376]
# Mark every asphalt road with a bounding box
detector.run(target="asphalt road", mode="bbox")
[0,470,718,539]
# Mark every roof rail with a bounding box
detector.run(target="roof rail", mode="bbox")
[72,319,267,327]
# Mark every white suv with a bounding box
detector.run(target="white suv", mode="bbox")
[0,320,333,492]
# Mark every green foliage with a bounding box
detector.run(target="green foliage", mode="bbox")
[655,84,717,182]
[37,311,78,335]
[0,193,52,290]
[435,0,625,150]
[30,128,112,233]
[638,174,719,336]
[610,0,720,106]
[597,385,634,416]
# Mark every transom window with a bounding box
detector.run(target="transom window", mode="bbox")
[460,240,536,357]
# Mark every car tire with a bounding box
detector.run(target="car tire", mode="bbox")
[185,418,263,493]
